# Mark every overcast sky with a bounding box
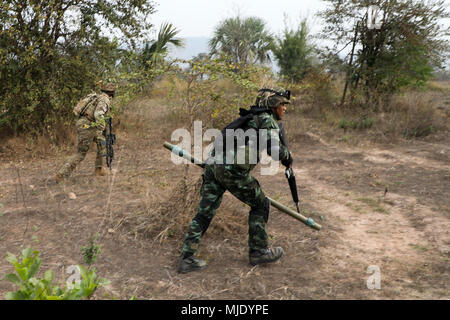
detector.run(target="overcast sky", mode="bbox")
[151,0,330,38]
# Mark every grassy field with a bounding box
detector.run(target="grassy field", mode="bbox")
[0,80,449,299]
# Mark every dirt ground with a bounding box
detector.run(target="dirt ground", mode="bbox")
[0,99,449,300]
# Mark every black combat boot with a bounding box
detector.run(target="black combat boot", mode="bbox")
[249,247,284,266]
[178,255,208,274]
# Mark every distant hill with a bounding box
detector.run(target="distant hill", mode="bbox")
[168,36,210,60]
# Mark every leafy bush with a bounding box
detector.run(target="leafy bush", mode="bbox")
[4,248,109,300]
[0,0,156,136]
[164,57,277,129]
[81,237,101,266]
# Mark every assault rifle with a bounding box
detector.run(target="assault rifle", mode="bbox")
[103,117,116,168]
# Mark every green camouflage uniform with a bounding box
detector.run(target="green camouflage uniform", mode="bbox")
[57,92,111,178]
[181,111,291,257]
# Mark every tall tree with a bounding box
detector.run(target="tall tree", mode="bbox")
[319,0,449,105]
[141,22,184,69]
[273,18,315,82]
[209,16,274,65]
[0,0,156,134]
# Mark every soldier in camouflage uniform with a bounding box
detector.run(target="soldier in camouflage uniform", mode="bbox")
[178,89,293,273]
[55,83,115,182]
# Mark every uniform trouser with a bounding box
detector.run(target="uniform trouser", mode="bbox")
[181,164,270,258]
[58,117,106,178]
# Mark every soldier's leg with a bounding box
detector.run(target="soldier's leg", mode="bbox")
[181,165,226,258]
[219,170,283,265]
[216,167,269,252]
[57,119,95,179]
[94,129,106,172]
[248,197,271,252]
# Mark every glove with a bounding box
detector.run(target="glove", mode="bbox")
[281,152,293,168]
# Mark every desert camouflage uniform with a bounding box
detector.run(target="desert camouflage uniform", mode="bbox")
[181,111,291,257]
[57,92,111,178]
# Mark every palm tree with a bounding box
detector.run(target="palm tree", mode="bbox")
[209,16,274,66]
[142,22,184,69]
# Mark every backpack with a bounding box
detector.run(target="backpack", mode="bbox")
[223,106,271,131]
[73,93,99,118]
[214,106,271,151]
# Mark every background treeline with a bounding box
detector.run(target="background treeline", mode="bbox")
[0,0,449,141]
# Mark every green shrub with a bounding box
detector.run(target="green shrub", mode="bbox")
[4,248,109,300]
[81,237,101,266]
[0,0,156,136]
[161,57,277,129]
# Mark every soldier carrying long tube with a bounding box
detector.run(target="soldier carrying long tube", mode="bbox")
[164,88,321,274]
[163,141,321,231]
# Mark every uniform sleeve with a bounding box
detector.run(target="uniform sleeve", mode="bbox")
[257,114,290,162]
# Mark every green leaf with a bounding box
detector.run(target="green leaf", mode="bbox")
[26,258,42,280]
[28,277,40,287]
[44,270,53,283]
[4,273,21,285]
[21,247,33,260]
[6,252,18,265]
[5,291,28,300]
[16,267,28,282]
[33,281,46,300]
[63,287,83,300]
[77,264,88,279]
[98,278,110,286]
[52,286,63,296]
[45,295,64,300]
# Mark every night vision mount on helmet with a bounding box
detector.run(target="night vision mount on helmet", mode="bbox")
[258,88,291,101]
[255,88,291,109]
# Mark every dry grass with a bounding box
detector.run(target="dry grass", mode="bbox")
[0,126,76,160]
[2,76,448,161]
[293,76,449,144]
[377,91,448,140]
[128,171,248,243]
[116,95,190,140]
[427,80,450,92]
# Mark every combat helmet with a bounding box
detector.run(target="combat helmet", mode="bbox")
[100,82,116,94]
[255,88,291,108]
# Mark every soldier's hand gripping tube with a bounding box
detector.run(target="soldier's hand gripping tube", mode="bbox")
[163,141,321,231]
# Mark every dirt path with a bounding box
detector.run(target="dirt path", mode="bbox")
[0,108,448,299]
